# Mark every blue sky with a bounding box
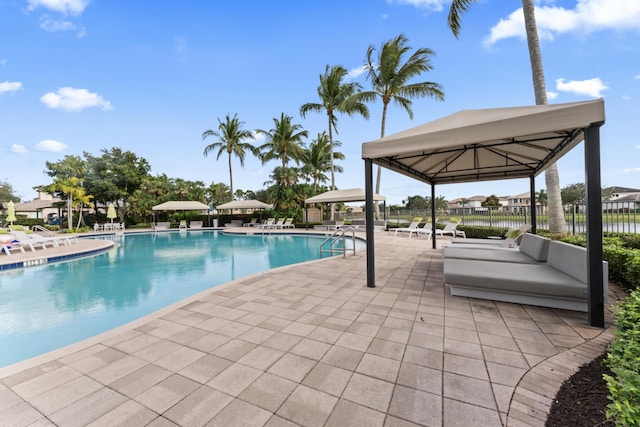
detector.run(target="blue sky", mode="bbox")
[1,0,639,205]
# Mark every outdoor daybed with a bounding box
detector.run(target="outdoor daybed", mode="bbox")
[444,239,608,312]
[442,233,550,264]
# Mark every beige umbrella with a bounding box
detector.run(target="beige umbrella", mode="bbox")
[6,201,17,226]
[106,203,117,224]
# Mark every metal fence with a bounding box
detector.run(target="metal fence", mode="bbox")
[339,201,639,235]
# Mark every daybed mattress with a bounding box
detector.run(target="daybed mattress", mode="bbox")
[442,247,539,264]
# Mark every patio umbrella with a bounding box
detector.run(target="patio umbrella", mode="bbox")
[106,203,117,224]
[6,201,16,226]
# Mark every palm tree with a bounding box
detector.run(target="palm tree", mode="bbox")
[448,0,565,233]
[300,65,369,194]
[202,113,257,201]
[360,34,445,217]
[256,113,308,169]
[300,132,344,193]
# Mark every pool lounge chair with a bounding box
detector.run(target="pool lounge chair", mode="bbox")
[243,218,258,227]
[393,218,423,237]
[435,221,466,238]
[154,222,171,231]
[257,218,275,230]
[449,224,531,248]
[10,230,58,249]
[1,239,26,255]
[178,220,188,229]
[282,218,295,229]
[190,221,203,229]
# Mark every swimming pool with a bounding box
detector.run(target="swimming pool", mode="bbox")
[0,231,361,367]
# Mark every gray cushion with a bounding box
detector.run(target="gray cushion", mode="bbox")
[442,247,540,264]
[444,259,588,300]
[517,234,551,262]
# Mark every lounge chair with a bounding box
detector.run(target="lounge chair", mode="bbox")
[243,218,258,227]
[257,218,275,230]
[282,218,294,229]
[1,238,25,255]
[11,230,58,249]
[450,224,531,248]
[393,218,423,237]
[178,220,188,229]
[189,221,203,229]
[93,223,103,232]
[154,222,171,231]
[272,218,286,229]
[435,221,466,238]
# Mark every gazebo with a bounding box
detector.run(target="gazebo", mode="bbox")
[304,188,386,228]
[361,99,606,327]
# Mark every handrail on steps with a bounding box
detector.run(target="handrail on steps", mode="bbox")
[31,224,56,236]
[320,227,356,258]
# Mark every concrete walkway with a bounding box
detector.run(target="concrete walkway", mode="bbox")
[0,231,622,426]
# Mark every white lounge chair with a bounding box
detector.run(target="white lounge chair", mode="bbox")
[243,218,258,227]
[449,224,531,248]
[154,222,171,231]
[257,218,275,230]
[435,221,466,238]
[393,218,423,237]
[282,218,295,229]
[1,238,25,255]
[189,221,203,229]
[11,230,58,249]
[178,220,188,229]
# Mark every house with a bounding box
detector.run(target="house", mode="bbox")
[10,192,62,221]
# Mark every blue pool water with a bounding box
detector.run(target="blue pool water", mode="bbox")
[0,231,357,368]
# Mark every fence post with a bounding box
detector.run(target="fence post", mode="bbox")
[572,204,576,235]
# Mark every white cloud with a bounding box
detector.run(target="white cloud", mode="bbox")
[547,91,558,100]
[623,167,640,173]
[40,87,113,111]
[388,0,446,12]
[556,77,608,98]
[0,58,6,66]
[622,95,632,101]
[11,144,28,154]
[251,131,265,143]
[40,15,74,31]
[35,139,67,152]
[26,0,89,16]
[635,73,640,80]
[0,81,23,94]
[484,0,640,46]
[348,65,367,80]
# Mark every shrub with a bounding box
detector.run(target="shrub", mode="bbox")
[604,289,640,426]
[456,226,508,239]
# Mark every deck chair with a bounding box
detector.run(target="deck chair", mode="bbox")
[178,220,188,229]
[272,218,286,229]
[1,239,26,255]
[393,218,423,237]
[257,218,275,230]
[11,230,58,249]
[189,221,203,229]
[282,218,294,229]
[243,218,258,227]
[450,224,531,248]
[435,221,465,238]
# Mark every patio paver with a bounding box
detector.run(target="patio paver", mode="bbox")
[0,230,622,426]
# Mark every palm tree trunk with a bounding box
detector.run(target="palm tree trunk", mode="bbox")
[328,115,336,220]
[374,102,389,220]
[67,192,72,230]
[228,152,234,201]
[522,0,565,233]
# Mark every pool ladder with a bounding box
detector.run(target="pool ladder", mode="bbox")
[320,227,356,258]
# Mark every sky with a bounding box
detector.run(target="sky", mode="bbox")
[1,0,639,206]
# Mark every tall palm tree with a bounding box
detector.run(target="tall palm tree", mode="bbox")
[301,132,345,193]
[360,34,445,217]
[202,113,257,201]
[256,113,308,169]
[300,65,369,194]
[448,0,565,233]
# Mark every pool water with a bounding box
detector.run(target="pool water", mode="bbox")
[0,231,358,368]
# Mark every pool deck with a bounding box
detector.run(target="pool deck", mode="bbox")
[0,229,623,426]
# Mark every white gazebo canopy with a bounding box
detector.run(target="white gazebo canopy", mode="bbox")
[361,99,606,327]
[362,99,605,184]
[152,201,210,211]
[305,188,386,204]
[216,200,273,210]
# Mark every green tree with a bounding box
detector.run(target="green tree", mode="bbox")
[561,183,585,205]
[361,34,445,217]
[405,195,428,210]
[448,0,564,233]
[300,132,344,193]
[42,155,89,229]
[256,113,308,169]
[482,194,501,207]
[202,113,258,201]
[84,148,151,221]
[300,65,369,196]
[536,189,548,205]
[205,182,231,207]
[0,180,20,203]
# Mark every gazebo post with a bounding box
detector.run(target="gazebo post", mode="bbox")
[365,159,375,288]
[431,184,436,249]
[530,176,537,234]
[585,123,605,328]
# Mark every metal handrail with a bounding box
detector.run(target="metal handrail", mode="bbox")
[31,224,56,236]
[320,227,356,258]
